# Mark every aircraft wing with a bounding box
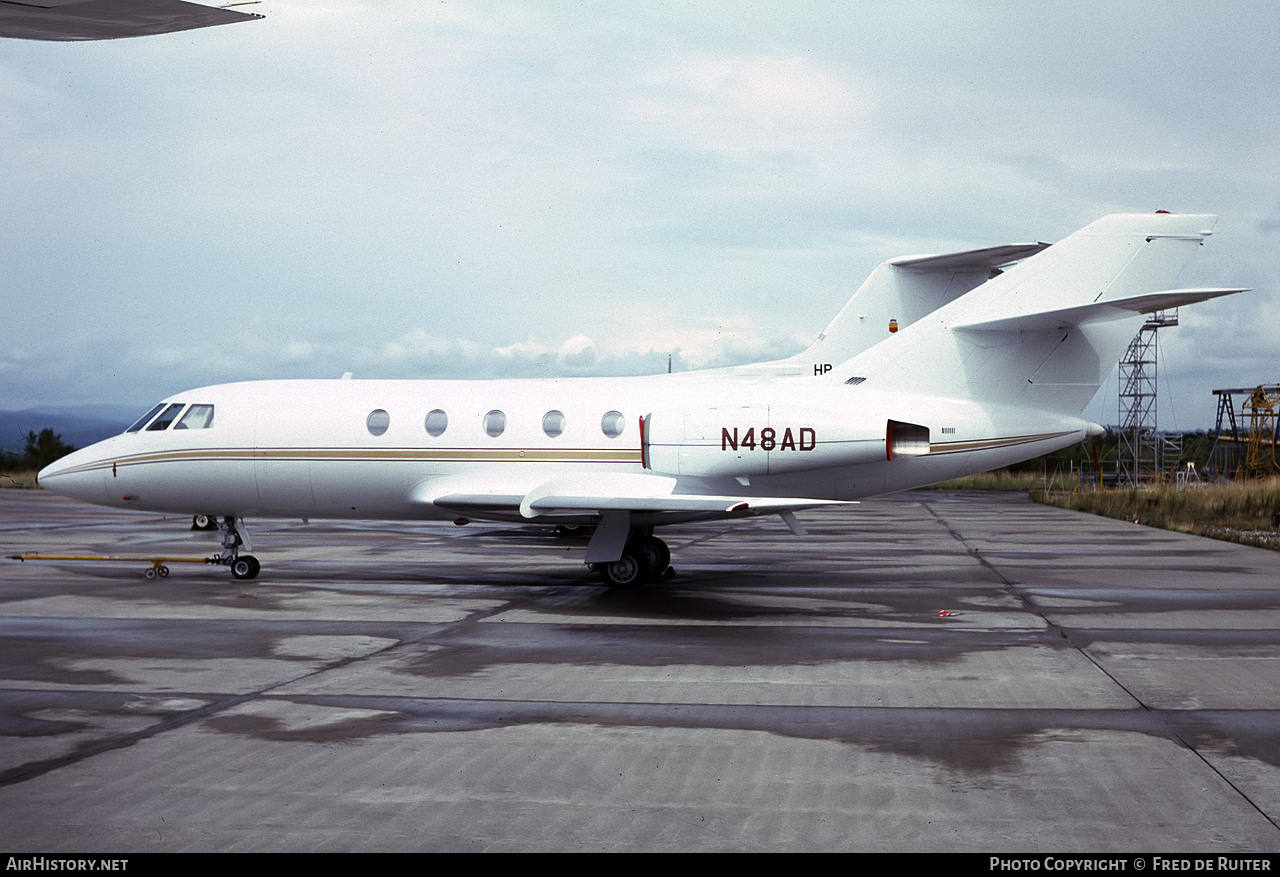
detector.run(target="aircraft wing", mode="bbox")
[426,472,846,519]
[419,471,848,561]
[0,0,262,41]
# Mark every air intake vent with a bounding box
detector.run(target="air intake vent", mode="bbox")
[887,420,930,460]
[844,376,866,385]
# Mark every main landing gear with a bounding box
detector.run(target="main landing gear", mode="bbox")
[595,533,671,588]
[553,523,594,538]
[191,514,219,531]
[209,516,260,580]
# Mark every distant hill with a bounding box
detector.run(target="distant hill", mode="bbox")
[0,405,139,455]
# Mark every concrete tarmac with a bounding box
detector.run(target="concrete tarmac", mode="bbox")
[1,489,1278,852]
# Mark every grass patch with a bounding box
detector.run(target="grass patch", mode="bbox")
[927,471,1043,491]
[1034,477,1280,551]
[0,468,39,489]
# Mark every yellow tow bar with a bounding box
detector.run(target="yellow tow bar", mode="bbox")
[6,554,219,579]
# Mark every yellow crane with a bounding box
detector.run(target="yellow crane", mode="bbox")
[1211,385,1280,479]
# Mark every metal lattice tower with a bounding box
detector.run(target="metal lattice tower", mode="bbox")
[1116,310,1178,485]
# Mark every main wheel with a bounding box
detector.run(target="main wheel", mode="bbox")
[631,536,670,579]
[230,555,261,580]
[192,514,216,531]
[554,524,594,538]
[598,551,642,588]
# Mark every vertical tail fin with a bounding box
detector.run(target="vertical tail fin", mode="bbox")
[835,213,1236,417]
[780,242,1048,368]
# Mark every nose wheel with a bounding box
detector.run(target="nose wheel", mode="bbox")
[230,554,261,580]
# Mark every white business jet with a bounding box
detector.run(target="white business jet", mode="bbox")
[38,212,1244,586]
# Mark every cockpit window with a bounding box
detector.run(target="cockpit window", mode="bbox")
[175,404,215,430]
[146,403,185,431]
[125,403,167,433]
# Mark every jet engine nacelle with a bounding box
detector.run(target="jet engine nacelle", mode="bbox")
[641,407,930,478]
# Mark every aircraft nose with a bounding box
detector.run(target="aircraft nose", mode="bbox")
[37,446,111,504]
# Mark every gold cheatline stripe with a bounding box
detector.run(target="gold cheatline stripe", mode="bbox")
[61,446,642,474]
[53,431,1074,475]
[927,431,1074,455]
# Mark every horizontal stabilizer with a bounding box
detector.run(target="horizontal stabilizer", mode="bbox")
[891,242,1050,272]
[953,288,1247,332]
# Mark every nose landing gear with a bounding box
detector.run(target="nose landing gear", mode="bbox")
[210,516,260,579]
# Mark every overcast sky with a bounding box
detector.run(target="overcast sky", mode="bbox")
[2,0,1276,429]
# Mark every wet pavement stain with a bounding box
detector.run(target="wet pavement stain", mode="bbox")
[194,693,1207,776]
[5,491,1280,850]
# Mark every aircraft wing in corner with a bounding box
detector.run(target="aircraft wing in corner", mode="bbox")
[417,471,851,562]
[0,0,262,41]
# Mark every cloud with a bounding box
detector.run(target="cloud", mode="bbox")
[629,52,872,159]
[0,1,1274,434]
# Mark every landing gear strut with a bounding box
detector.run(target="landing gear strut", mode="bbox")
[212,516,260,580]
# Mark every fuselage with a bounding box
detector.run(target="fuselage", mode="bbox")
[38,372,1092,523]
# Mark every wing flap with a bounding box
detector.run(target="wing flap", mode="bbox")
[525,493,846,515]
[519,472,846,518]
[419,471,848,522]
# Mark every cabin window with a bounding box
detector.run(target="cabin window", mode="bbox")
[366,409,390,436]
[125,403,167,433]
[175,404,215,430]
[601,410,625,438]
[146,403,185,431]
[424,409,448,437]
[484,410,506,437]
[542,410,565,438]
